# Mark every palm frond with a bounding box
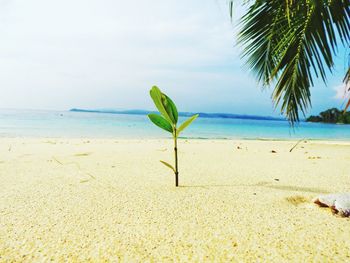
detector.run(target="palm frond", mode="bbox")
[344,56,350,112]
[345,68,350,86]
[237,0,350,123]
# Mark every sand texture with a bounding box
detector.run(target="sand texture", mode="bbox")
[1,138,350,262]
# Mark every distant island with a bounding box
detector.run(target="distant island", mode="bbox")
[70,108,285,122]
[307,108,350,124]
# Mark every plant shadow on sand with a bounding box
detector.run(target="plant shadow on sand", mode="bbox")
[181,181,330,194]
[254,181,331,194]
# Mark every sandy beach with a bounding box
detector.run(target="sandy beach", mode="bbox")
[0,138,350,262]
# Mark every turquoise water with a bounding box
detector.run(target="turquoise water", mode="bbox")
[1,109,350,140]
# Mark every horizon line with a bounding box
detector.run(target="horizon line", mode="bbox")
[69,108,287,122]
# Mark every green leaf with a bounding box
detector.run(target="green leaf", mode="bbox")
[345,99,350,113]
[148,114,173,133]
[149,86,173,124]
[162,94,178,124]
[160,160,175,173]
[238,0,350,124]
[344,67,350,113]
[177,114,199,135]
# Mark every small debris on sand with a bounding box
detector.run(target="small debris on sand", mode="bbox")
[157,148,167,152]
[308,156,321,159]
[45,141,57,144]
[80,179,89,183]
[74,152,91,157]
[286,195,308,206]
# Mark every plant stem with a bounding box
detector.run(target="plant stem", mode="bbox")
[174,129,179,187]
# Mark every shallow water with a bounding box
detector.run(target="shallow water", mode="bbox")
[1,109,350,140]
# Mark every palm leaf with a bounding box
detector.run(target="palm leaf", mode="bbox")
[344,56,350,112]
[344,98,350,113]
[237,0,350,123]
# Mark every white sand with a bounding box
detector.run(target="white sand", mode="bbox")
[0,138,350,262]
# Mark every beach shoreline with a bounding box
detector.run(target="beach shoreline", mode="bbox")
[2,109,350,141]
[1,138,350,261]
[2,136,350,142]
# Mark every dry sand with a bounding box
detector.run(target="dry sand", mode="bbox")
[0,138,350,262]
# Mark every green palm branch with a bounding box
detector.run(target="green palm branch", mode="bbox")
[230,0,350,123]
[344,56,350,112]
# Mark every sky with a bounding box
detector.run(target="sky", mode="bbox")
[0,0,348,117]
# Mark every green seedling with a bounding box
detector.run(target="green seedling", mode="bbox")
[148,86,198,187]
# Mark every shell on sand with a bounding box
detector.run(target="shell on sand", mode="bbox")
[313,193,350,217]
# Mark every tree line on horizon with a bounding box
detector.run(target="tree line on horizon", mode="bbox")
[307,108,350,124]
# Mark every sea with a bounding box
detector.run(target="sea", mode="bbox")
[1,109,350,140]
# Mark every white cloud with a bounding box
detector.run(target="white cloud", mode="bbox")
[333,84,350,100]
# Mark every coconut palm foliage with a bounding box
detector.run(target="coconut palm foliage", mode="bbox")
[148,86,198,187]
[230,0,350,123]
[344,55,350,111]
